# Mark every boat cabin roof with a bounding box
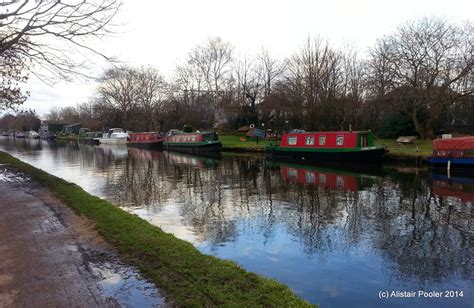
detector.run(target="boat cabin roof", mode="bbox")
[433,136,474,150]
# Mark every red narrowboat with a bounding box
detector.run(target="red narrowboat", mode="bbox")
[127,132,164,150]
[266,130,387,163]
[427,136,474,171]
[164,130,222,154]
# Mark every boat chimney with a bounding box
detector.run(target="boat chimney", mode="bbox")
[349,124,352,132]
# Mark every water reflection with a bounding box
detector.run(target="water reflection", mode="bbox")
[0,137,472,307]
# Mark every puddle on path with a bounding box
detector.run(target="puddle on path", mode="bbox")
[84,249,166,307]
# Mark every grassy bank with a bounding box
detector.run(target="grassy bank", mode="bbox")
[0,151,312,307]
[56,135,79,142]
[220,134,272,152]
[375,139,431,163]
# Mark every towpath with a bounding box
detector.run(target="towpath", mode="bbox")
[0,166,164,307]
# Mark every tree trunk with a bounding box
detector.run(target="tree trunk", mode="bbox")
[410,109,425,139]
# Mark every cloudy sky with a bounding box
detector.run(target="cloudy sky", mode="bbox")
[21,0,473,117]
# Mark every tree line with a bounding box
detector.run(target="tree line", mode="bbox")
[1,7,472,138]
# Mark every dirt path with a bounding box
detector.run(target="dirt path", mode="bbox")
[0,168,164,307]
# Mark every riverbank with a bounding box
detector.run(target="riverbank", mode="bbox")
[220,135,431,163]
[0,151,313,307]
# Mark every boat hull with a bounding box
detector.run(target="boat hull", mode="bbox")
[426,157,474,171]
[163,141,222,154]
[127,140,163,150]
[97,138,128,145]
[266,146,386,163]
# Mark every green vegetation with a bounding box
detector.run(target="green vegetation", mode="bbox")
[375,139,433,157]
[220,134,271,151]
[56,135,79,142]
[0,151,313,307]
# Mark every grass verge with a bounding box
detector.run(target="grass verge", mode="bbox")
[220,134,270,152]
[0,151,313,307]
[375,139,432,157]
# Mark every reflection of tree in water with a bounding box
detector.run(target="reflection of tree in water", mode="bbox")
[86,147,472,284]
[370,172,472,284]
[273,183,357,256]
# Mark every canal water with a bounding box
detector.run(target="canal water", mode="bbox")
[1,137,472,307]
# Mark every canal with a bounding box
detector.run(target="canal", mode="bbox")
[0,137,472,307]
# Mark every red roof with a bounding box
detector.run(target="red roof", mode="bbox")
[432,136,474,150]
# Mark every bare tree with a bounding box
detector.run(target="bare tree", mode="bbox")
[286,37,343,130]
[0,0,121,109]
[98,66,140,129]
[0,48,28,110]
[0,0,121,78]
[188,37,233,128]
[368,17,474,138]
[136,66,166,131]
[257,48,286,99]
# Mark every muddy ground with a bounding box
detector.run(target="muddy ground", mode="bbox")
[0,166,165,307]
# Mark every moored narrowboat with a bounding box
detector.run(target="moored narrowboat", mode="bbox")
[426,136,474,171]
[163,130,222,154]
[127,132,164,149]
[95,128,128,145]
[266,130,387,163]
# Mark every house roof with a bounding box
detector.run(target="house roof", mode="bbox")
[64,123,82,128]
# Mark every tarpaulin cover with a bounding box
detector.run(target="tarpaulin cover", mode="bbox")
[433,136,474,150]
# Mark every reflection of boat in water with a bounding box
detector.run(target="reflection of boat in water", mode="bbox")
[277,161,382,191]
[164,151,220,168]
[429,171,474,202]
[127,147,164,160]
[93,144,129,159]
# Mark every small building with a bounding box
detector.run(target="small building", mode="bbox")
[64,123,82,134]
[40,122,68,134]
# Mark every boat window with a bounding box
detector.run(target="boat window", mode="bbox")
[319,135,326,145]
[305,172,316,183]
[305,136,315,145]
[287,136,297,145]
[288,168,297,177]
[336,135,344,146]
[336,176,344,189]
[319,174,326,184]
[191,136,196,142]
